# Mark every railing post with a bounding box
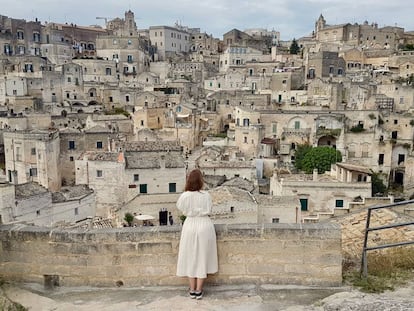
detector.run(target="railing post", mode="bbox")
[360,207,372,278]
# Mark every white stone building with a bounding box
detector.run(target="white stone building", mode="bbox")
[75,141,186,217]
[270,163,372,221]
[149,25,191,61]
[3,129,61,191]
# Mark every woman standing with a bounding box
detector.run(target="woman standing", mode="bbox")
[176,169,218,300]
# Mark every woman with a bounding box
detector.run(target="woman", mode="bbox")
[176,169,218,300]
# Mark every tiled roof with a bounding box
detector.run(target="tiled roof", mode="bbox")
[15,182,48,199]
[117,141,182,152]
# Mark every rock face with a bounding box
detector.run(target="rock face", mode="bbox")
[289,282,414,311]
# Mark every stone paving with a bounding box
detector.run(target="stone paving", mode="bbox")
[3,282,414,311]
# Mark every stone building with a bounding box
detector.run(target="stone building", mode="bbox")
[95,35,149,81]
[219,45,271,73]
[306,51,346,80]
[75,141,186,217]
[196,146,257,181]
[255,194,300,224]
[0,181,95,227]
[0,15,42,57]
[189,31,220,56]
[41,22,107,65]
[270,163,372,221]
[209,186,257,224]
[314,14,403,51]
[222,29,273,53]
[59,125,119,186]
[148,25,191,61]
[3,129,61,191]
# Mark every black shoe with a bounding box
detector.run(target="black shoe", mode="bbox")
[194,291,203,300]
[189,290,197,299]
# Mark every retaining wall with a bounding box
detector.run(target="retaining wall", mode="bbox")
[0,223,342,287]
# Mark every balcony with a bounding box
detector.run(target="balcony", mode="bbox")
[316,128,342,137]
[282,127,311,138]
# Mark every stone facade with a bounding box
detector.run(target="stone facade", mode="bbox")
[3,129,61,191]
[270,163,372,221]
[149,25,191,61]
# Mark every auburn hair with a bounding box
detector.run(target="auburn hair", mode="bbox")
[185,169,204,191]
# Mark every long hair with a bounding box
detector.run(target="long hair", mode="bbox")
[185,169,204,191]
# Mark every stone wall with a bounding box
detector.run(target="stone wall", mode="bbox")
[0,223,342,287]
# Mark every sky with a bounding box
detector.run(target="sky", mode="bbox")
[2,0,414,40]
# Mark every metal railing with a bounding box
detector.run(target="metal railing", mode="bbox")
[361,199,414,278]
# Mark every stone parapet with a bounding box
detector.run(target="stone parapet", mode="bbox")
[0,223,342,287]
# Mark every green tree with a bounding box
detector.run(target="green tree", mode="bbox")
[124,212,134,227]
[297,146,342,174]
[289,38,300,55]
[371,172,387,196]
[294,144,312,171]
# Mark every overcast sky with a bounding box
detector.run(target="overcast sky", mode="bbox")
[3,0,414,40]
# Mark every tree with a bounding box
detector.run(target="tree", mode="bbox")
[124,212,134,227]
[289,38,300,55]
[371,172,387,196]
[295,146,342,174]
[294,144,312,171]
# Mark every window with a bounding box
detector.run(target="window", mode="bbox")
[169,183,176,193]
[33,32,40,42]
[31,148,36,155]
[36,210,40,216]
[74,208,78,216]
[96,141,103,149]
[126,95,130,102]
[230,206,234,213]
[335,200,344,208]
[133,174,139,182]
[394,119,398,125]
[109,96,113,102]
[17,30,24,40]
[272,123,277,133]
[67,77,71,83]
[300,198,308,211]
[127,55,133,63]
[68,141,75,150]
[294,121,300,129]
[378,154,384,165]
[308,68,315,79]
[29,168,37,177]
[15,147,21,161]
[96,170,103,178]
[69,156,74,162]
[139,184,148,193]
[272,218,279,223]
[392,131,398,139]
[398,154,405,165]
[105,68,111,75]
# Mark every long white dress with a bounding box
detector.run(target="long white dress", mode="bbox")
[176,190,218,278]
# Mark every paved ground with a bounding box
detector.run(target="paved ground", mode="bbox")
[4,281,414,310]
[2,283,349,311]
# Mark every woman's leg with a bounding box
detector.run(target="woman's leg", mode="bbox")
[189,277,197,291]
[196,278,206,292]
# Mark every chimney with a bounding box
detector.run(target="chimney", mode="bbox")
[313,169,318,181]
[117,152,125,163]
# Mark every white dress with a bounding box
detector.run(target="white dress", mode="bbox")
[176,190,218,278]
